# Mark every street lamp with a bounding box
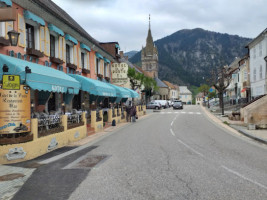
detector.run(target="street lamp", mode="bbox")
[7,30,20,46]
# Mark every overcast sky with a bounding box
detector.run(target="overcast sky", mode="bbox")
[52,0,267,52]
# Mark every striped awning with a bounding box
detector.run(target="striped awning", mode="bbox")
[80,43,91,52]
[95,52,103,59]
[103,58,110,63]
[65,34,78,45]
[0,0,12,6]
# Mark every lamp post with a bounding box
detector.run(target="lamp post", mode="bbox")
[7,30,20,46]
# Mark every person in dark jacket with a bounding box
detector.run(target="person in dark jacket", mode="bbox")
[130,105,137,122]
[126,105,131,122]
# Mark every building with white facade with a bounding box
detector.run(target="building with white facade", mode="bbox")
[179,86,192,104]
[247,28,267,98]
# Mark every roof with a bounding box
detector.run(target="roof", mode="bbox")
[196,92,204,98]
[163,81,176,89]
[17,0,114,60]
[179,86,192,94]
[246,27,267,48]
[154,77,168,88]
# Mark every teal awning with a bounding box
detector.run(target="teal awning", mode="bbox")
[103,58,110,63]
[48,24,64,36]
[115,44,120,49]
[0,0,12,6]
[80,43,91,52]
[124,88,139,98]
[65,34,78,45]
[95,52,103,59]
[108,84,131,99]
[0,54,80,94]
[69,74,116,97]
[24,10,45,26]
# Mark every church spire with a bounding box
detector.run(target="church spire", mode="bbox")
[146,14,154,55]
[149,14,150,30]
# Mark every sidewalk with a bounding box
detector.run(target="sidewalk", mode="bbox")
[203,105,267,145]
[0,113,150,200]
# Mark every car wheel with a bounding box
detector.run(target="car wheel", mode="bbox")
[155,106,159,110]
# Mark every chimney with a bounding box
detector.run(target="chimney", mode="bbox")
[119,51,124,58]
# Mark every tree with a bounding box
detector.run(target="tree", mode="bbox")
[210,66,231,115]
[198,84,210,96]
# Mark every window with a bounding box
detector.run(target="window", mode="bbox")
[96,58,100,74]
[254,68,256,82]
[26,24,34,49]
[104,62,107,77]
[244,70,247,81]
[81,52,85,69]
[260,65,263,79]
[259,42,262,57]
[66,44,70,63]
[50,35,55,57]
[253,48,256,59]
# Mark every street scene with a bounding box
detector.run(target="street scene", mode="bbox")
[0,0,267,199]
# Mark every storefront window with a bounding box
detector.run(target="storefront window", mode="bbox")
[26,24,34,49]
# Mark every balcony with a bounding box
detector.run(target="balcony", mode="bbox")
[26,48,44,58]
[0,7,16,22]
[97,74,103,80]
[105,77,110,82]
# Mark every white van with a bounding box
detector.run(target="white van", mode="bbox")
[154,100,169,109]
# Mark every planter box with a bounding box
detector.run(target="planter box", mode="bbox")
[248,123,256,130]
[50,57,63,65]
[67,63,77,70]
[27,48,44,58]
[82,68,90,74]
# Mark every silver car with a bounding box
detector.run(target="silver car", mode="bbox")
[146,102,161,109]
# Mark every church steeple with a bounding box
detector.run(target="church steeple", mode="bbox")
[145,14,154,56]
[141,14,159,78]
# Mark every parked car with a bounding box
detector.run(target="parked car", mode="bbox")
[146,101,162,110]
[154,100,169,109]
[173,101,183,109]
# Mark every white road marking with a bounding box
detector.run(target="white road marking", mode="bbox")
[221,165,267,190]
[176,138,204,157]
[171,121,174,126]
[181,112,186,114]
[160,111,201,115]
[188,112,194,114]
[170,128,175,136]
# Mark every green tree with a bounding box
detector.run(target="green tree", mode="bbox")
[198,84,210,96]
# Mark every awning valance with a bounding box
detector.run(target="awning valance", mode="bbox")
[0,0,12,6]
[48,24,64,36]
[108,84,131,99]
[104,58,110,63]
[65,34,78,45]
[69,74,116,97]
[124,88,139,98]
[0,54,80,94]
[115,44,120,49]
[24,10,45,26]
[95,52,103,59]
[80,43,91,52]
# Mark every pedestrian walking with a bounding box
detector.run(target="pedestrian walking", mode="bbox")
[130,105,137,122]
[126,105,131,122]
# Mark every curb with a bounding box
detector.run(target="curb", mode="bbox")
[236,129,267,145]
[202,105,267,145]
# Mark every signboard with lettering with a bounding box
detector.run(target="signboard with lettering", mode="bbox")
[111,63,128,85]
[0,84,31,134]
[2,75,20,90]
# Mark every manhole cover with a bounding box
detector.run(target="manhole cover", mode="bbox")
[0,173,25,181]
[76,155,108,168]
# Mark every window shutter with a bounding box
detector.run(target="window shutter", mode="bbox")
[77,46,81,68]
[17,14,26,47]
[5,21,13,39]
[73,45,77,65]
[45,27,50,56]
[58,36,62,59]
[94,55,97,74]
[62,37,66,62]
[87,52,90,70]
[39,26,45,53]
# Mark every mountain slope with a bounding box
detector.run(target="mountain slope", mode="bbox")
[124,50,138,59]
[130,28,251,86]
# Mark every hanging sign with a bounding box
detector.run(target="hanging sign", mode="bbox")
[2,75,20,90]
[0,84,31,134]
[111,63,128,85]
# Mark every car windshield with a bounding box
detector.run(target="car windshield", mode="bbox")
[174,102,182,105]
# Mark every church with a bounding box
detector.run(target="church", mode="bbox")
[141,15,169,100]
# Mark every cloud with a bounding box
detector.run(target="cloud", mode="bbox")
[52,0,267,51]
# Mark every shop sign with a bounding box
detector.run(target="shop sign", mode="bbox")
[2,75,20,90]
[0,85,31,134]
[111,63,128,85]
[52,85,65,93]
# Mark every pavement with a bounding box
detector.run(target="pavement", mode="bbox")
[0,113,150,200]
[0,107,267,199]
[203,105,267,145]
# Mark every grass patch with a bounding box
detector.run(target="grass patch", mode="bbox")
[223,121,229,125]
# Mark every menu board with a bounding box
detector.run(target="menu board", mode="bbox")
[0,84,31,134]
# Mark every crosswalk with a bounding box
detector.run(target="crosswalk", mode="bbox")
[158,111,202,115]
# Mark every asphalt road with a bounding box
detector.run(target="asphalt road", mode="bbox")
[13,105,267,200]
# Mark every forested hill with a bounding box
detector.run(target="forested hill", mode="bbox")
[129,28,251,86]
